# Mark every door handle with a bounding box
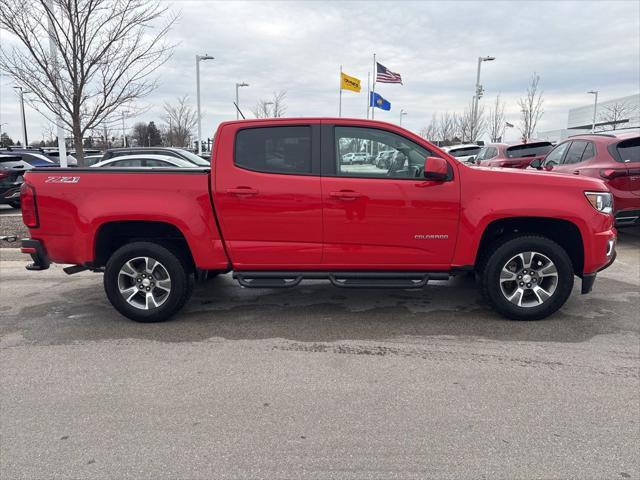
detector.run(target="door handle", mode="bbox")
[572,170,580,175]
[330,190,362,200]
[227,187,258,196]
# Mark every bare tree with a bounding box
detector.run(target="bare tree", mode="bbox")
[438,112,456,146]
[518,73,544,141]
[253,90,287,118]
[163,95,198,148]
[598,101,639,131]
[419,114,439,142]
[0,0,175,165]
[488,94,506,142]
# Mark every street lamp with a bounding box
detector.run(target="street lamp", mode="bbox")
[196,54,214,154]
[399,109,407,126]
[472,55,495,140]
[13,86,28,146]
[587,90,599,133]
[264,101,274,117]
[121,110,129,147]
[235,82,249,120]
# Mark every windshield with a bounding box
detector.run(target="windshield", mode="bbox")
[449,147,480,158]
[506,142,553,158]
[171,148,210,166]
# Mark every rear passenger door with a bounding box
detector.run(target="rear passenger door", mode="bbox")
[214,123,323,268]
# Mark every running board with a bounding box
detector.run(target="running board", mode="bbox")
[233,271,450,289]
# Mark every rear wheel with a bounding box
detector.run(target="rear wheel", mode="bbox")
[481,235,574,320]
[104,242,194,322]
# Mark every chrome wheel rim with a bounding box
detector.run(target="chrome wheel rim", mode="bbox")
[499,251,558,308]
[117,257,171,310]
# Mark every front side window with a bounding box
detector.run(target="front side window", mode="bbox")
[335,126,430,179]
[543,142,570,166]
[486,147,498,159]
[235,126,311,174]
[144,159,173,167]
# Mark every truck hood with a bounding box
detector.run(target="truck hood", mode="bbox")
[469,164,609,191]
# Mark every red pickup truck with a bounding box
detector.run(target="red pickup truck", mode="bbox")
[20,118,617,322]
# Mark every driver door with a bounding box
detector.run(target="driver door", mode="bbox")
[320,122,460,269]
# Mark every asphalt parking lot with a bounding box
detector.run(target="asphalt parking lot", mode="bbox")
[1,226,639,479]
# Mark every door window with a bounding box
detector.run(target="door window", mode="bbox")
[562,140,589,164]
[144,159,173,167]
[235,126,312,174]
[334,126,430,179]
[485,147,498,159]
[109,159,143,167]
[544,142,570,167]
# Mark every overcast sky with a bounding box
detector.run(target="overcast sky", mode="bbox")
[1,0,639,144]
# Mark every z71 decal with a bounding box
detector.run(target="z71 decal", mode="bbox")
[45,176,80,184]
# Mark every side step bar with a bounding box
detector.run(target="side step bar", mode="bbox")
[233,271,450,289]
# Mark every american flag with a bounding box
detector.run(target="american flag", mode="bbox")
[376,62,402,84]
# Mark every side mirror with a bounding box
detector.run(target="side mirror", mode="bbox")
[467,156,476,164]
[529,158,542,169]
[423,156,450,181]
[543,162,554,171]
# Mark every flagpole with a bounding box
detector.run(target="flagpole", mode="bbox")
[371,53,376,119]
[339,64,342,118]
[366,71,370,119]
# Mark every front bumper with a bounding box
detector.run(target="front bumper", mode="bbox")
[581,236,617,294]
[21,239,50,271]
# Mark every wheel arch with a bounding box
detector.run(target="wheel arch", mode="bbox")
[93,220,195,270]
[475,217,585,276]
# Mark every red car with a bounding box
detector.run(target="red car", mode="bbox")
[539,131,640,226]
[19,118,616,322]
[475,141,553,168]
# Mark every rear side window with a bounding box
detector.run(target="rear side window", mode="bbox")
[616,137,640,163]
[563,140,589,164]
[506,142,552,158]
[235,126,312,174]
[110,159,143,167]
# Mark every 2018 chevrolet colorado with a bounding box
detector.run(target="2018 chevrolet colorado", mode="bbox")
[20,118,617,322]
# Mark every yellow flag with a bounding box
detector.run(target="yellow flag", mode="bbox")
[341,72,361,93]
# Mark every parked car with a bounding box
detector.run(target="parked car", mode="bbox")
[20,118,616,323]
[102,147,210,166]
[38,148,78,166]
[537,130,640,226]
[84,154,104,166]
[0,154,32,208]
[476,141,553,168]
[91,154,197,168]
[0,148,58,168]
[443,144,481,164]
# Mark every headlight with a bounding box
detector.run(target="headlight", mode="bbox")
[584,191,613,214]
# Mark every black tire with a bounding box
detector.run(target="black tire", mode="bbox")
[104,241,194,322]
[480,235,574,320]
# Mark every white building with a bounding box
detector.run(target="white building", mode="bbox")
[538,93,639,142]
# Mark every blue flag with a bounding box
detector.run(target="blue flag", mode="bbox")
[370,92,391,111]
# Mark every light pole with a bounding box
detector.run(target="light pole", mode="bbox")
[587,90,599,133]
[472,55,495,141]
[196,54,214,154]
[399,109,407,126]
[13,86,28,146]
[45,0,67,166]
[264,101,274,118]
[121,110,129,147]
[235,82,249,120]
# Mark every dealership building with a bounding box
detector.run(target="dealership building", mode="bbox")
[538,93,639,142]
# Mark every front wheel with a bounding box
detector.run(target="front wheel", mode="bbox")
[481,235,574,320]
[104,242,194,322]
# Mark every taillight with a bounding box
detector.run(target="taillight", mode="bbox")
[600,168,627,179]
[21,183,39,228]
[0,170,9,180]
